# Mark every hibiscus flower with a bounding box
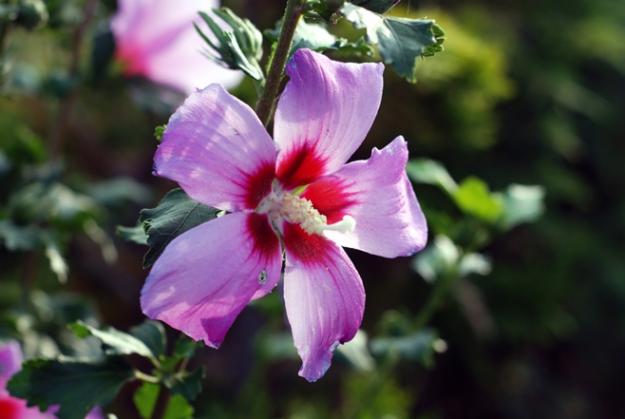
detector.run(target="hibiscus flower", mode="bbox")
[0,341,103,419]
[141,48,428,381]
[111,0,241,93]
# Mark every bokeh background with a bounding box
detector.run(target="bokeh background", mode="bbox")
[1,0,625,418]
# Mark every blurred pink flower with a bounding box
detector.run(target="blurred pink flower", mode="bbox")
[141,49,428,381]
[0,342,104,419]
[111,0,242,93]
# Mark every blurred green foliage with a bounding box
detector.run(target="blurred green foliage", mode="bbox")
[0,0,624,417]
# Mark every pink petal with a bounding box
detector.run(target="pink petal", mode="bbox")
[0,342,22,388]
[283,223,365,382]
[141,212,282,348]
[307,137,428,258]
[0,396,56,419]
[274,49,384,188]
[112,0,242,93]
[154,85,277,211]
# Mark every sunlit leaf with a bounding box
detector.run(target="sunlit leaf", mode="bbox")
[336,330,375,372]
[499,184,546,229]
[452,177,504,222]
[133,382,159,419]
[413,235,459,282]
[195,8,263,80]
[70,321,157,360]
[350,0,399,14]
[341,3,444,82]
[406,158,457,194]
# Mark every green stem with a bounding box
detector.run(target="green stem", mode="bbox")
[255,0,303,126]
[134,370,160,384]
[414,272,458,331]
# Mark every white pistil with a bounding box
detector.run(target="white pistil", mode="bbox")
[257,189,356,236]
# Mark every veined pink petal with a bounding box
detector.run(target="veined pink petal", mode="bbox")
[112,0,242,93]
[141,213,282,348]
[283,224,365,382]
[274,49,384,188]
[155,85,278,211]
[307,137,428,258]
[0,342,21,389]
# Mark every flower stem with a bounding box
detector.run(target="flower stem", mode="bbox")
[255,0,303,126]
[414,272,457,331]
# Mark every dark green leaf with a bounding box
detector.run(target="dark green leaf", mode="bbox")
[7,357,132,419]
[170,368,205,401]
[130,321,167,358]
[70,321,156,360]
[139,189,220,268]
[90,27,115,81]
[172,336,200,361]
[195,8,263,80]
[341,3,445,82]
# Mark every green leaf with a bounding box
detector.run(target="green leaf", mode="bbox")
[0,220,45,251]
[119,189,220,268]
[141,189,220,268]
[130,321,167,358]
[116,224,148,245]
[349,0,399,14]
[370,330,441,365]
[88,178,152,207]
[341,3,445,82]
[499,184,545,229]
[70,321,156,360]
[170,367,205,401]
[413,235,459,282]
[195,8,263,80]
[336,330,375,372]
[133,382,159,419]
[414,235,492,281]
[452,177,504,222]
[45,239,68,283]
[7,357,133,419]
[267,19,339,54]
[163,394,194,419]
[406,158,457,194]
[303,0,345,20]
